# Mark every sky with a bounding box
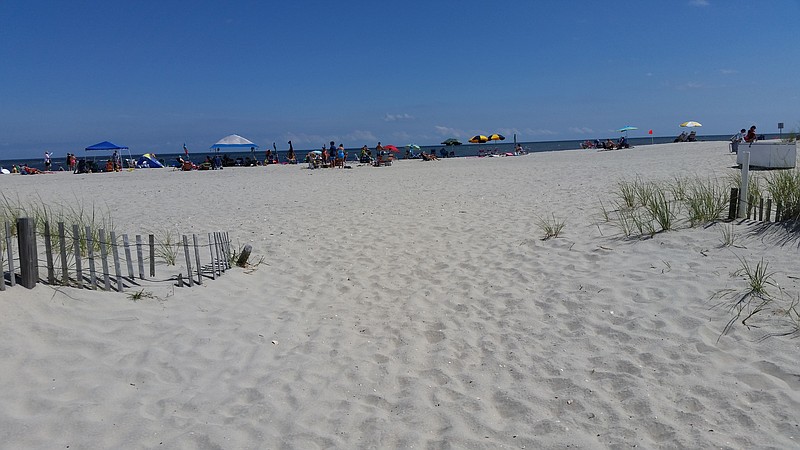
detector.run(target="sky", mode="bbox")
[1,0,799,159]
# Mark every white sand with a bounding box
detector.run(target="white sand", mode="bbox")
[0,141,798,448]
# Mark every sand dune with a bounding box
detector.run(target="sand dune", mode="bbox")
[1,141,798,448]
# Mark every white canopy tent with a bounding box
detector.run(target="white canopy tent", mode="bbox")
[210,134,259,151]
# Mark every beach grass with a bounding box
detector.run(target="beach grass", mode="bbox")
[127,288,154,301]
[536,214,566,240]
[153,230,178,266]
[766,169,800,221]
[607,176,733,238]
[712,255,794,340]
[718,223,737,247]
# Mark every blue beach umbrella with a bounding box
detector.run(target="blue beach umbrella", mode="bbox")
[617,126,637,137]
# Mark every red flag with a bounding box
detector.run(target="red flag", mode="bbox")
[648,129,653,135]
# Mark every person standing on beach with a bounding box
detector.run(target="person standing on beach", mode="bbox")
[44,151,52,171]
[337,143,345,166]
[287,141,296,164]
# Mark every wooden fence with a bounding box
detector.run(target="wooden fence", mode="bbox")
[1,217,233,292]
[727,187,795,222]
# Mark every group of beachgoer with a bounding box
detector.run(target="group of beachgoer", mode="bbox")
[730,125,759,153]
[673,131,698,142]
[304,141,348,168]
[581,137,631,150]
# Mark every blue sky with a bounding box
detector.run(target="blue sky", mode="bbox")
[1,0,798,158]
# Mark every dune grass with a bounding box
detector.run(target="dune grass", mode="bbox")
[765,168,800,221]
[605,175,732,238]
[536,214,566,240]
[711,255,790,340]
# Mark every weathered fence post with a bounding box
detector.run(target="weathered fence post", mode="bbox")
[6,222,16,287]
[148,234,155,277]
[110,231,124,292]
[738,151,750,219]
[136,235,144,280]
[208,233,216,280]
[766,199,773,222]
[213,232,222,276]
[86,226,96,289]
[99,229,111,291]
[193,234,202,285]
[182,235,194,287]
[72,224,83,289]
[44,221,55,284]
[758,197,764,221]
[58,222,68,285]
[17,218,38,289]
[123,234,134,280]
[727,188,738,220]
[223,232,232,269]
[236,244,252,267]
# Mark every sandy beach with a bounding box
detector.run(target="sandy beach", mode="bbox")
[0,141,798,448]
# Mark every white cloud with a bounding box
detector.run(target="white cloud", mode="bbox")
[345,130,378,143]
[391,131,412,141]
[720,69,738,75]
[524,128,557,136]
[434,125,462,137]
[677,82,703,90]
[689,0,709,6]
[569,127,594,134]
[384,113,414,122]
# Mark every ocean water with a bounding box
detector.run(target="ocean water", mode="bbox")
[0,134,777,172]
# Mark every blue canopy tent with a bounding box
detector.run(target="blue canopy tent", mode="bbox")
[85,141,134,169]
[85,141,128,152]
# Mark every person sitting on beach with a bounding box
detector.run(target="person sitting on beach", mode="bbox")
[617,136,630,149]
[287,141,297,164]
[359,145,372,163]
[420,152,439,161]
[744,125,758,143]
[604,139,617,150]
[687,131,697,142]
[20,164,41,175]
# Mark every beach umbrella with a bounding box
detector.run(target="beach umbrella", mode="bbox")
[406,144,420,150]
[441,138,462,146]
[469,135,489,143]
[487,133,505,141]
[680,121,702,128]
[384,144,400,153]
[617,126,637,137]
